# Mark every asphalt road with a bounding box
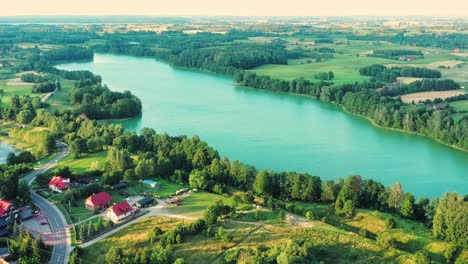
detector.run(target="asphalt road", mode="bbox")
[24,142,70,264]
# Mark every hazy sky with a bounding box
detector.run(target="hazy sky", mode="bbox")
[1,0,467,17]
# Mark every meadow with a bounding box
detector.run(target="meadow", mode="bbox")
[250,38,466,85]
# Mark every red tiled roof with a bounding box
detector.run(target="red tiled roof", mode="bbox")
[48,176,70,190]
[86,192,111,206]
[0,200,13,217]
[109,201,132,217]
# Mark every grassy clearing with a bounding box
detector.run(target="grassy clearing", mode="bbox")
[46,78,75,111]
[124,179,186,198]
[57,150,108,172]
[0,81,43,108]
[449,100,468,112]
[400,90,466,103]
[451,113,468,123]
[165,191,234,218]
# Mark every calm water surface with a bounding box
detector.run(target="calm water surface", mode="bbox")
[57,53,468,197]
[0,141,18,163]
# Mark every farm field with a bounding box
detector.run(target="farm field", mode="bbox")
[400,90,466,103]
[397,77,422,84]
[250,39,466,85]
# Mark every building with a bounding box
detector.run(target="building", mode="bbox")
[454,48,460,52]
[142,180,159,188]
[48,176,70,193]
[134,197,155,208]
[406,56,414,61]
[0,200,13,219]
[111,182,128,190]
[433,104,447,110]
[106,201,133,223]
[85,192,112,212]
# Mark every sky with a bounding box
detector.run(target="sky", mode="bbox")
[0,0,467,17]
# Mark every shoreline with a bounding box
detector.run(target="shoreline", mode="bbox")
[61,52,468,153]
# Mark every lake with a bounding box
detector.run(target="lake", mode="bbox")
[57,53,468,198]
[0,141,17,163]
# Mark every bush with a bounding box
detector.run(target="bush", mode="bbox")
[444,244,459,263]
[376,232,396,248]
[359,228,369,238]
[414,250,431,264]
[305,211,314,220]
[385,217,396,229]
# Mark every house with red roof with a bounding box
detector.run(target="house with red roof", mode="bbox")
[105,201,134,223]
[454,48,460,53]
[48,176,70,193]
[85,192,112,212]
[0,200,14,219]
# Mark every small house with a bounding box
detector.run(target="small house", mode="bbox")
[433,104,447,110]
[142,180,159,188]
[406,56,414,61]
[454,48,460,53]
[85,192,112,212]
[106,201,133,223]
[134,197,155,208]
[111,182,128,190]
[48,176,70,193]
[0,200,13,219]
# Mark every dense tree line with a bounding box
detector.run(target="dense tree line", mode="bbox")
[379,79,460,97]
[399,67,441,78]
[287,47,334,60]
[347,32,467,49]
[234,71,467,150]
[20,73,52,83]
[0,163,31,201]
[32,80,57,93]
[43,46,94,61]
[97,39,288,74]
[369,49,424,60]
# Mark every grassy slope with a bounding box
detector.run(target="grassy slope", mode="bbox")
[79,192,468,263]
[46,78,75,111]
[58,150,108,172]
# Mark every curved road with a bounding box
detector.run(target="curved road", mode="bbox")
[23,142,71,264]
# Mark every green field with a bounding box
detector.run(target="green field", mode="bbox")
[449,100,468,112]
[0,81,44,108]
[46,78,75,111]
[123,179,186,198]
[165,191,234,218]
[58,150,108,172]
[250,39,466,85]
